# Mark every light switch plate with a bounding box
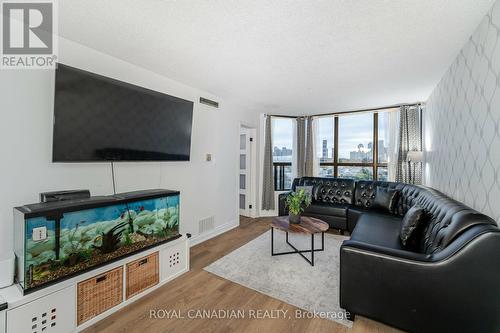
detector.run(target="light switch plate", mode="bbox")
[32,226,47,241]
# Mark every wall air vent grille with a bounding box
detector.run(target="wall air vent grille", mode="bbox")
[199,97,219,108]
[198,216,215,234]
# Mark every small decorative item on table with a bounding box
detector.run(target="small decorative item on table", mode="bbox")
[285,188,312,224]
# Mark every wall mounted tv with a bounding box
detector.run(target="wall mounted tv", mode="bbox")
[53,63,194,162]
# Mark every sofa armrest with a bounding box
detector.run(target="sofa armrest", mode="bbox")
[341,239,430,262]
[340,230,500,332]
[278,191,291,216]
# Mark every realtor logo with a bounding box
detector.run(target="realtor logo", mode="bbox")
[1,0,58,69]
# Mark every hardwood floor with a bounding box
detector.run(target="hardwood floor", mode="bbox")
[84,217,403,333]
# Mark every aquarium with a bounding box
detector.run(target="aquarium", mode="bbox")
[14,189,180,294]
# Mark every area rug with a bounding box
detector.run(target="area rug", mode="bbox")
[204,230,352,327]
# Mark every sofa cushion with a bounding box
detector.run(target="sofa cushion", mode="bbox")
[372,187,400,213]
[304,202,348,217]
[350,212,404,250]
[400,205,425,246]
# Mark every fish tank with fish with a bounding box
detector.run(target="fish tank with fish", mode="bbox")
[14,189,180,294]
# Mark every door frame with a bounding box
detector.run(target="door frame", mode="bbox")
[238,124,257,218]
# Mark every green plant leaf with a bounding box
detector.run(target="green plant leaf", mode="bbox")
[285,189,312,215]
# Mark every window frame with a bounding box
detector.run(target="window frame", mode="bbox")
[319,111,394,180]
[271,117,294,191]
[271,108,396,190]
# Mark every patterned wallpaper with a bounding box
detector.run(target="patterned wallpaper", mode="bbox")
[425,0,500,223]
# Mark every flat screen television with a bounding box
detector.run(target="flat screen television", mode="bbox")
[53,63,194,162]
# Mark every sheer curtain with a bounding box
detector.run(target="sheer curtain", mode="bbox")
[395,105,422,184]
[387,111,400,181]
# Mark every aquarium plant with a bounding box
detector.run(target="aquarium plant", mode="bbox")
[95,221,127,253]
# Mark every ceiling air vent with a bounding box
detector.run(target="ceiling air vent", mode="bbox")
[200,97,219,108]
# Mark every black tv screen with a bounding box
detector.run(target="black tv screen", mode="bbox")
[53,64,194,162]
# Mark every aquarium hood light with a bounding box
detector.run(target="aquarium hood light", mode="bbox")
[40,189,91,203]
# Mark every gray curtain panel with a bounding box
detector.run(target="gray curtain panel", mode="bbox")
[296,117,306,178]
[396,105,422,184]
[304,116,314,177]
[262,115,275,210]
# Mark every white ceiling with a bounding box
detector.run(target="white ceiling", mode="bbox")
[59,0,493,115]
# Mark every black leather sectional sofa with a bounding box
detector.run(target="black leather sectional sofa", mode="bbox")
[278,177,500,332]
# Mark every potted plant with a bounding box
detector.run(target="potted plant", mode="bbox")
[285,188,312,224]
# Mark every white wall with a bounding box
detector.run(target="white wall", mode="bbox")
[0,37,259,255]
[424,0,500,224]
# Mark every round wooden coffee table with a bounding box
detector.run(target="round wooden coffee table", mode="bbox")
[270,216,329,266]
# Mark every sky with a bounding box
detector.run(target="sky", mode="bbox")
[272,113,391,159]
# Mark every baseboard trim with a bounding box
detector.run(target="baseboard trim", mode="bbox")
[189,219,239,247]
[258,210,278,217]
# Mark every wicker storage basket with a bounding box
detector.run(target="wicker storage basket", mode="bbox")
[126,252,159,299]
[77,266,123,326]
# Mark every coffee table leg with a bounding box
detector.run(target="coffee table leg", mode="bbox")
[311,234,314,266]
[271,229,324,267]
[271,227,274,256]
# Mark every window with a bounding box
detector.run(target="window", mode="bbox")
[377,167,388,181]
[315,109,396,181]
[316,116,334,177]
[272,118,293,190]
[376,111,392,181]
[338,113,374,163]
[377,112,390,163]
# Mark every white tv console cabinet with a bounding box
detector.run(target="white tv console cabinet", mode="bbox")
[0,235,189,333]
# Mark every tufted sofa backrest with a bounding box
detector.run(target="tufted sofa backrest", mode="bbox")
[354,180,496,254]
[298,177,355,205]
[291,177,496,255]
[354,181,406,213]
[407,186,496,254]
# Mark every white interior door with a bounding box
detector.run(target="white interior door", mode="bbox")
[239,127,253,217]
